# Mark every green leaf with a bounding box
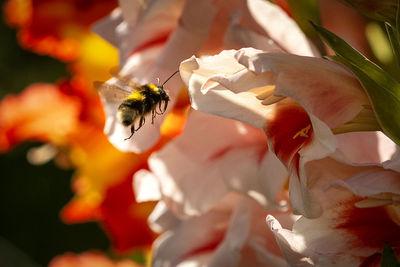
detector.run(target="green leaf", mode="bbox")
[312,22,400,146]
[385,22,400,69]
[396,0,400,32]
[338,0,397,25]
[0,236,42,267]
[381,243,400,267]
[385,0,400,70]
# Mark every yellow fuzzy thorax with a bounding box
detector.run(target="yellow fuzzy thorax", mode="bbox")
[126,90,145,101]
[147,84,159,93]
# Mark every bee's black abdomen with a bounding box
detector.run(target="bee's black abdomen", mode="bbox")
[117,100,143,126]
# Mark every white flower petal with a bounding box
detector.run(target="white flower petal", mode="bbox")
[148,201,180,233]
[133,169,161,202]
[246,0,318,56]
[146,110,288,216]
[327,167,400,197]
[153,196,291,266]
[266,215,314,267]
[92,8,124,47]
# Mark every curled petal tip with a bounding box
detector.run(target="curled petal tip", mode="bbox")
[265,215,282,231]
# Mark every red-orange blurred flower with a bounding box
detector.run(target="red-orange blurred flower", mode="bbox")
[49,252,144,267]
[0,80,153,250]
[4,0,118,61]
[0,83,80,151]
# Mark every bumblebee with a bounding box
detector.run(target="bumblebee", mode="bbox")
[95,70,179,140]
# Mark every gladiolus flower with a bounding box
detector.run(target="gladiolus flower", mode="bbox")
[266,155,400,266]
[177,44,400,264]
[134,110,288,217]
[179,47,384,218]
[137,185,295,266]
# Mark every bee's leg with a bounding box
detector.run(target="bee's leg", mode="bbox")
[156,100,168,115]
[124,126,135,140]
[126,116,145,140]
[151,109,156,123]
[162,99,168,113]
[155,101,163,115]
[157,101,162,114]
[134,107,146,129]
[137,115,145,130]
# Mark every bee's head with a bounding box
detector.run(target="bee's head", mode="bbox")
[159,87,170,100]
[117,105,140,126]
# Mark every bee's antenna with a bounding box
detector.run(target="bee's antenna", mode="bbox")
[161,70,179,87]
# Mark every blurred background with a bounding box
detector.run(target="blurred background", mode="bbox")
[0,0,110,265]
[0,0,158,265]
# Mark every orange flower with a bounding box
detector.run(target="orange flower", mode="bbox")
[4,0,118,61]
[0,83,81,151]
[49,252,144,267]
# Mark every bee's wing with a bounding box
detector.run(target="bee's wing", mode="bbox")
[109,67,144,89]
[94,81,131,104]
